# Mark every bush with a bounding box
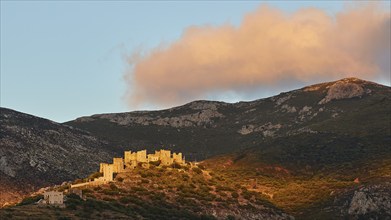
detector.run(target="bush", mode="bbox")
[219,192,227,197]
[102,189,119,195]
[73,179,83,184]
[231,192,239,198]
[88,172,102,181]
[197,164,206,170]
[149,160,161,166]
[226,215,235,220]
[82,188,93,194]
[117,177,124,182]
[94,186,102,191]
[109,183,118,190]
[192,167,203,175]
[171,162,182,169]
[18,195,43,206]
[67,193,82,200]
[119,196,132,204]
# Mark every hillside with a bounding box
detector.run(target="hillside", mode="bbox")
[0,163,293,220]
[62,77,391,218]
[66,78,391,161]
[0,108,113,206]
[1,77,390,218]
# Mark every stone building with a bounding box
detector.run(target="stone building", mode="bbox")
[123,149,185,167]
[72,148,185,188]
[42,191,64,206]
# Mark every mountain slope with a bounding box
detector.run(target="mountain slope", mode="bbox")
[1,78,390,217]
[63,77,390,217]
[0,164,293,220]
[0,108,113,206]
[65,78,391,162]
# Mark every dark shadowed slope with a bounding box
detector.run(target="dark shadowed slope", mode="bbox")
[0,108,113,206]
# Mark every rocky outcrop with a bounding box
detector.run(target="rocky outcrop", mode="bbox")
[348,184,391,216]
[238,123,282,136]
[313,183,391,219]
[319,80,365,104]
[94,108,224,128]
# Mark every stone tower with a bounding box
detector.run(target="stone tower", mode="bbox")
[113,158,124,173]
[160,150,172,166]
[173,152,184,164]
[136,150,147,163]
[102,164,114,181]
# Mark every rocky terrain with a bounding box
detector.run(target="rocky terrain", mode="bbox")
[66,77,391,161]
[0,77,390,218]
[0,108,113,206]
[300,182,391,219]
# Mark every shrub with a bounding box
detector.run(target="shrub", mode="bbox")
[192,167,203,175]
[149,160,161,166]
[197,164,206,170]
[231,192,239,199]
[102,189,119,195]
[219,192,227,197]
[109,183,118,190]
[18,195,43,206]
[73,179,83,184]
[82,188,93,194]
[88,172,102,181]
[171,162,182,169]
[117,177,124,182]
[119,196,132,204]
[67,193,82,200]
[226,215,235,220]
[182,173,190,181]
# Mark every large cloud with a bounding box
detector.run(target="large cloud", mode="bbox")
[124,3,390,108]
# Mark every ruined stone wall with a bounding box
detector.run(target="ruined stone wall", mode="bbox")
[160,150,172,165]
[148,154,159,162]
[136,150,147,163]
[173,152,184,164]
[102,164,114,181]
[124,151,132,164]
[99,163,108,173]
[113,158,124,173]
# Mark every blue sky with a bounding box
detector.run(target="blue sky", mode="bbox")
[0,1,388,122]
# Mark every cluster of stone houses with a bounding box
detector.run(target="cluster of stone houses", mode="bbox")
[71,149,185,188]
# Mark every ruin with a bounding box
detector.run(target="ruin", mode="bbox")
[38,191,64,207]
[71,149,185,188]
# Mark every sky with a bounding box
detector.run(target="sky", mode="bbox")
[1,1,390,122]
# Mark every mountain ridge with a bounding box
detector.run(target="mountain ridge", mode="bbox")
[65,77,390,160]
[1,77,390,218]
